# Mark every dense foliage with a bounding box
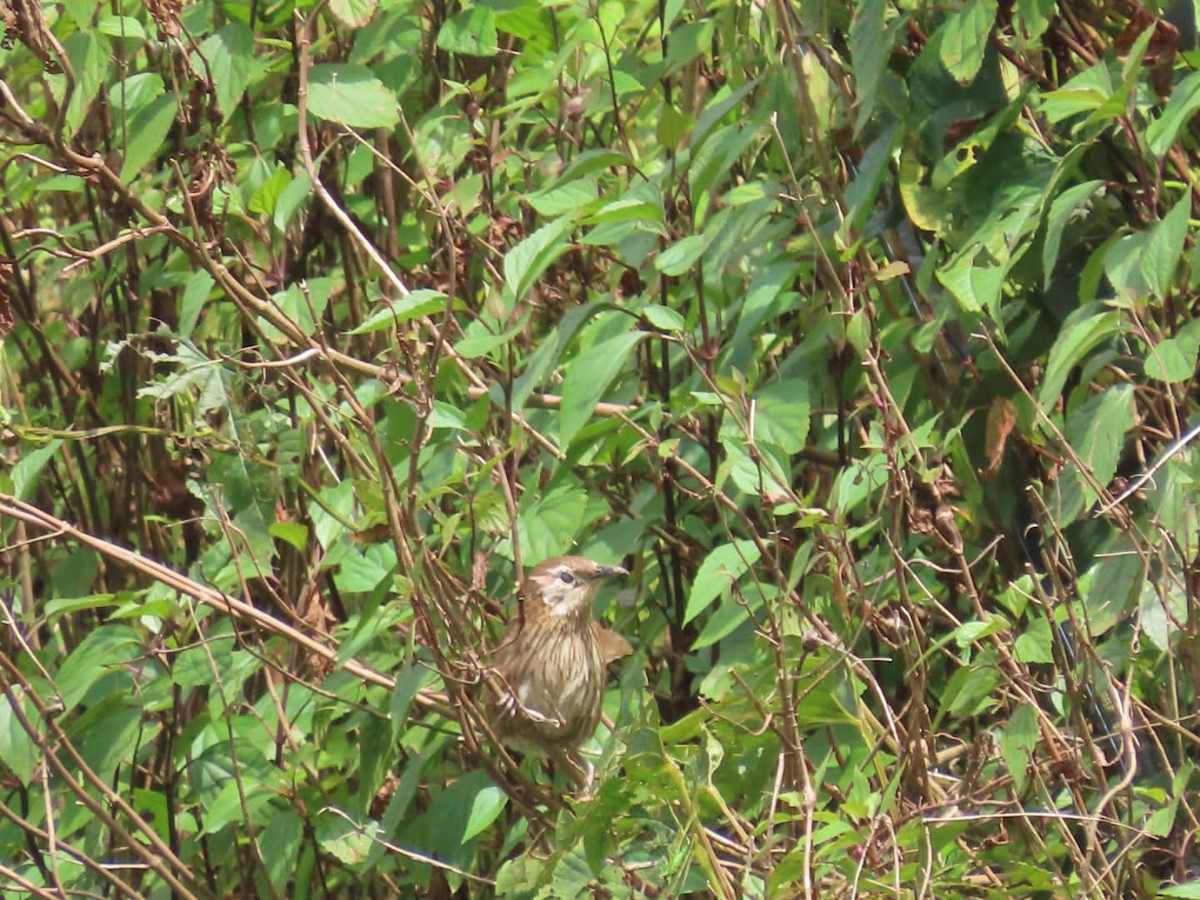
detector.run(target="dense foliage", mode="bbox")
[3,0,1200,895]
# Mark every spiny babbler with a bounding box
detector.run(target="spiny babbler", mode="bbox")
[487,556,632,758]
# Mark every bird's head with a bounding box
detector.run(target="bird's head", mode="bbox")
[522,555,628,622]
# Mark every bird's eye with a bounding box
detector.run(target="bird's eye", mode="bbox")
[557,570,575,585]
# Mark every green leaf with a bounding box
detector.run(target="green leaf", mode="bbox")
[941,663,1001,719]
[462,785,507,842]
[0,688,40,785]
[999,703,1038,794]
[1147,70,1200,158]
[390,665,431,742]
[689,124,758,202]
[1082,536,1144,637]
[179,271,214,340]
[753,380,811,454]
[196,23,255,123]
[307,65,399,128]
[77,700,144,782]
[1013,616,1053,663]
[269,520,309,552]
[97,15,147,40]
[1038,64,1116,124]
[504,217,576,304]
[330,0,378,28]
[849,0,900,135]
[558,327,643,446]
[1141,577,1188,652]
[692,585,771,649]
[455,320,522,358]
[663,19,714,72]
[264,277,334,340]
[1146,320,1200,383]
[336,545,395,593]
[1042,180,1104,289]
[423,770,495,863]
[57,625,142,712]
[641,304,686,332]
[1157,881,1200,898]
[655,232,716,276]
[44,592,121,620]
[261,810,306,895]
[1038,307,1122,407]
[657,104,694,151]
[61,30,111,137]
[843,124,899,233]
[684,539,762,625]
[1140,195,1190,299]
[349,290,451,334]
[528,179,599,217]
[436,7,499,56]
[1066,384,1135,495]
[953,616,1006,647]
[938,0,997,84]
[274,170,312,232]
[249,165,291,217]
[13,440,63,501]
[1016,0,1055,41]
[1104,230,1153,299]
[517,485,589,561]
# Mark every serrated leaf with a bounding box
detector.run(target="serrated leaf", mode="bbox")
[307,65,399,128]
[1145,336,1197,382]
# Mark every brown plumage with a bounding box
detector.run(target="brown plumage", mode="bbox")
[487,556,631,757]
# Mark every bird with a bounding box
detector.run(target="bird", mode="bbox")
[486,556,632,763]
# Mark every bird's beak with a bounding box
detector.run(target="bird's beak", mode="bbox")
[589,564,628,581]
